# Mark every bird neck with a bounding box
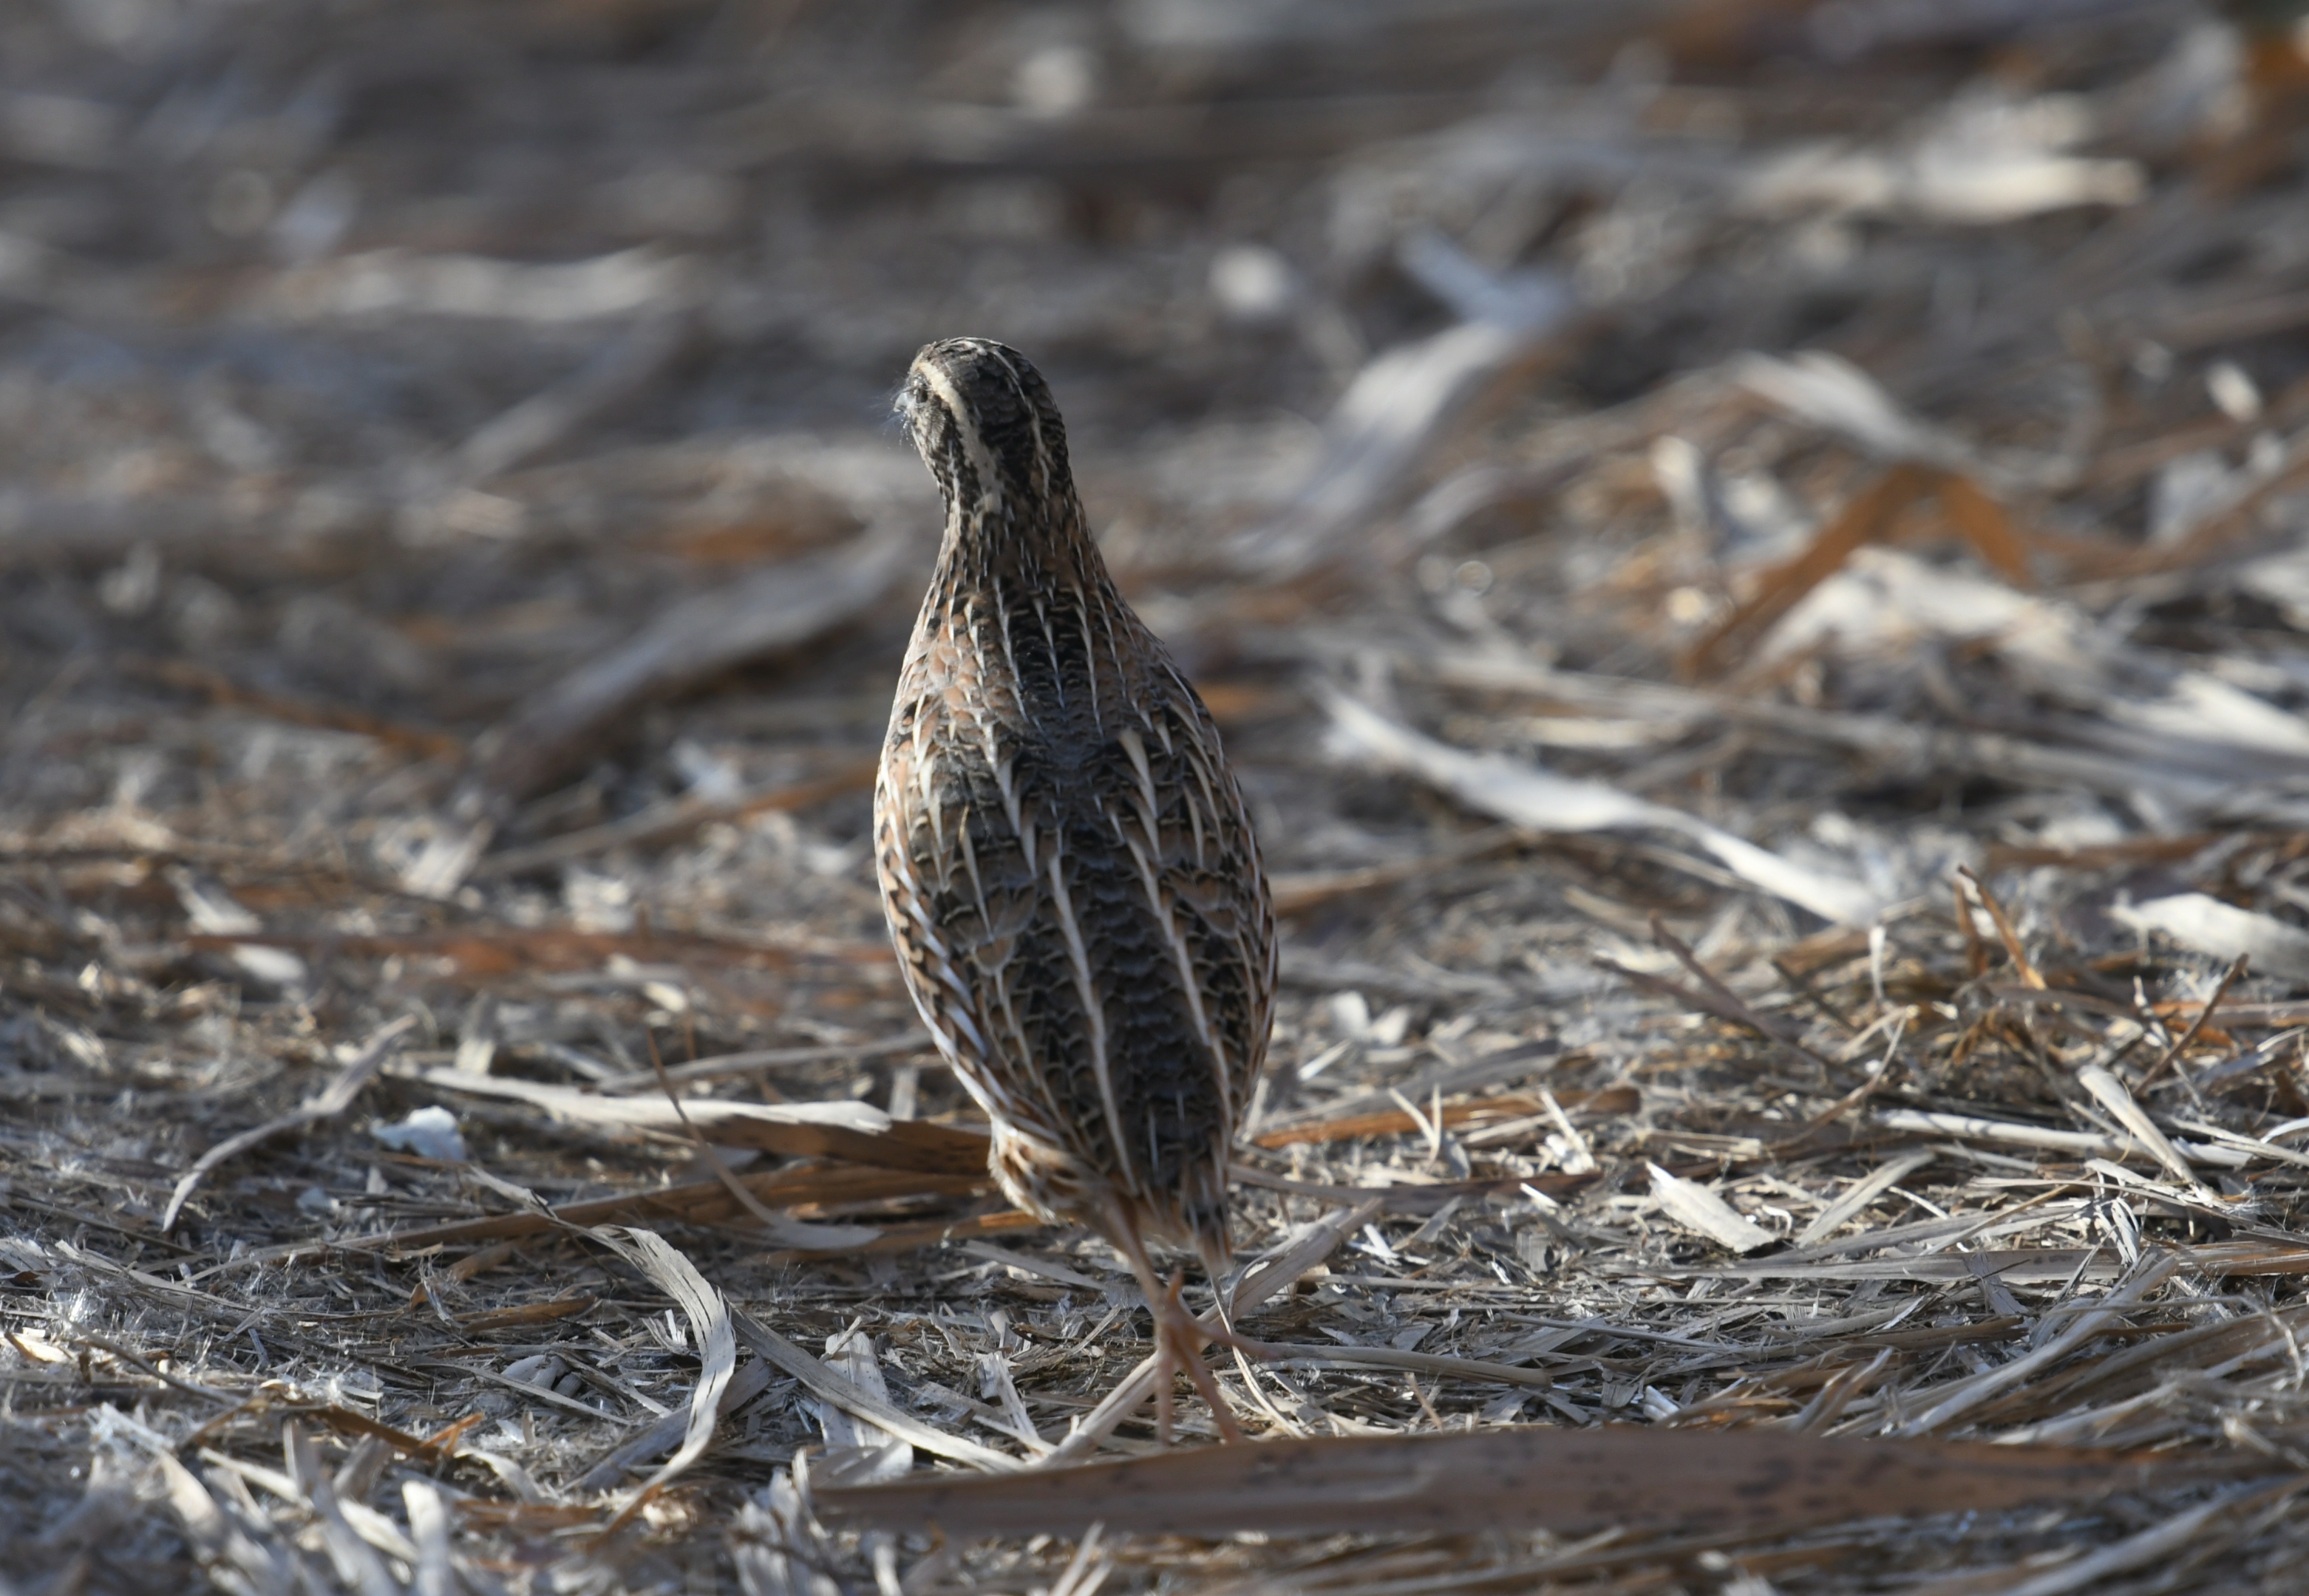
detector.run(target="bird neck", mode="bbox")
[931,483,1110,611]
[920,485,1153,741]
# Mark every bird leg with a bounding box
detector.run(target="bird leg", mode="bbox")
[1151,1270,1244,1446]
[1108,1227,1256,1445]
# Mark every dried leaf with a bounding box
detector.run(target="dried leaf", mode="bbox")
[1681,463,1932,680]
[732,1310,1022,1473]
[585,1227,737,1521]
[161,1016,417,1232]
[1320,686,1882,924]
[2115,894,2309,983]
[412,1067,990,1173]
[1647,1162,1774,1253]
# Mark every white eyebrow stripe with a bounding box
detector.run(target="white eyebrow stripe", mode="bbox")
[913,357,1004,516]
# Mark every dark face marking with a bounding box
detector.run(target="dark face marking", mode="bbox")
[897,337,1079,546]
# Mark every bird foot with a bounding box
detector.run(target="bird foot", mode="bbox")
[1150,1271,1249,1446]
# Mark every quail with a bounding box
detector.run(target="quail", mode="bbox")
[876,337,1276,1442]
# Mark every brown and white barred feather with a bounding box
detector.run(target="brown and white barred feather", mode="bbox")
[874,337,1276,1282]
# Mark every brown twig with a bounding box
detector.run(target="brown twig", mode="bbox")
[2138,955,2249,1098]
[1952,873,1990,978]
[1956,867,2043,990]
[69,1332,235,1405]
[1635,914,1842,1074]
[647,1030,829,1240]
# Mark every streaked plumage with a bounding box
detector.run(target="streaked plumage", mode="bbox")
[875,337,1275,1436]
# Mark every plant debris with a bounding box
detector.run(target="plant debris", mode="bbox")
[13,1,2309,1592]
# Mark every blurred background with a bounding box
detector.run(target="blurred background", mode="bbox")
[18,1,2309,1589]
[3,0,2303,913]
[7,0,2309,1017]
[12,0,2308,941]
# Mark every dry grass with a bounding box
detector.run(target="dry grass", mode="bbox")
[10,1,2309,1590]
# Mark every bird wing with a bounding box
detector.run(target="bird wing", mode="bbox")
[1101,678,1274,1142]
[874,639,1050,1140]
[874,621,1273,1252]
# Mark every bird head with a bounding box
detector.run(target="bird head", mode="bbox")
[897,337,1080,540]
